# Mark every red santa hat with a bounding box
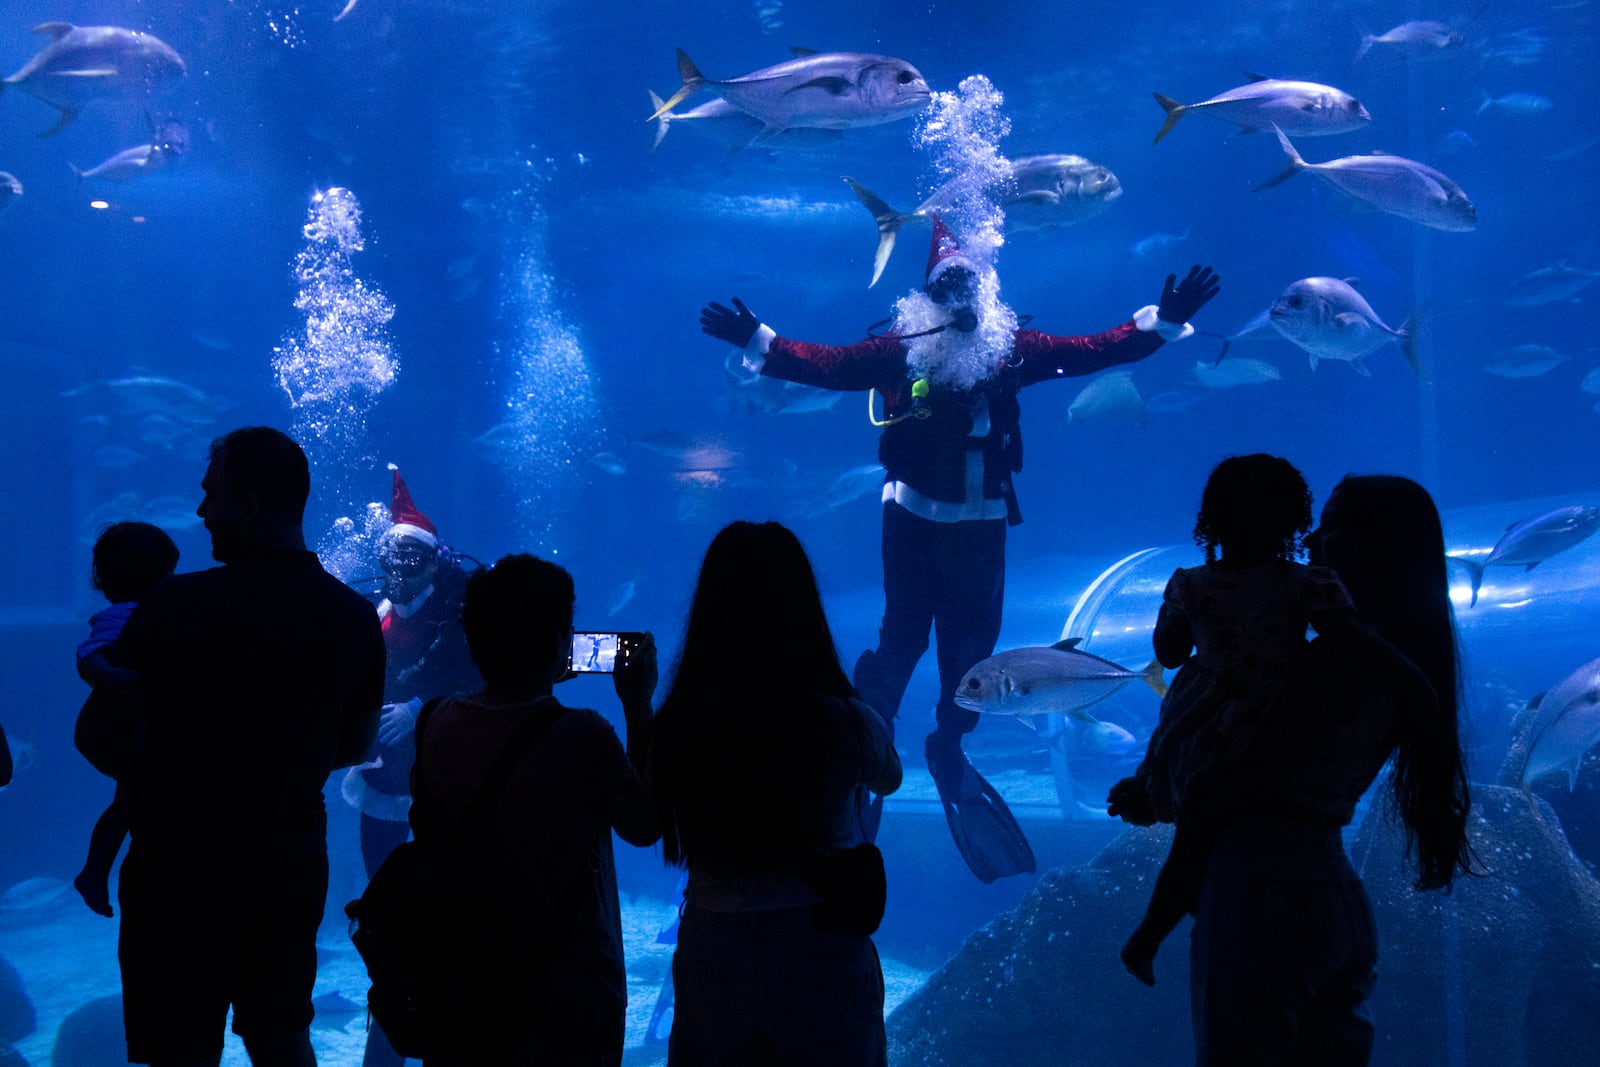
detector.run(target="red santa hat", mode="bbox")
[925,214,980,286]
[386,463,438,548]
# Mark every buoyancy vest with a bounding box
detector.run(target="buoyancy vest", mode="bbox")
[878,365,1025,525]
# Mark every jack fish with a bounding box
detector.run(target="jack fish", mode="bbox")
[845,154,1122,286]
[1355,21,1465,62]
[2,23,186,136]
[1265,276,1417,376]
[72,119,187,182]
[954,638,1167,727]
[1152,76,1370,144]
[1503,261,1600,306]
[648,48,930,136]
[1257,127,1477,232]
[1452,504,1600,607]
[1513,656,1600,791]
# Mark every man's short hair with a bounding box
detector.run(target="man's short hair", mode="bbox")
[209,427,311,522]
[461,554,575,688]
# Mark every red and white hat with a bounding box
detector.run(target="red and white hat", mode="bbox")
[386,464,438,547]
[925,214,980,285]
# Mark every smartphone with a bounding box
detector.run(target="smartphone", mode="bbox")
[569,631,641,674]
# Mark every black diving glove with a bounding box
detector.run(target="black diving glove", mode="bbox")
[1157,264,1221,324]
[700,297,761,348]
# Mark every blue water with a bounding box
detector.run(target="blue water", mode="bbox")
[2,0,1598,1063]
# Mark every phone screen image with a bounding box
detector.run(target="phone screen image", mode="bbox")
[570,631,620,673]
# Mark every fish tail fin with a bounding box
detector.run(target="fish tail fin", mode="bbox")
[1461,557,1484,607]
[1253,125,1305,191]
[69,163,83,181]
[1477,94,1492,115]
[1397,313,1422,376]
[843,176,909,288]
[1141,659,1168,699]
[38,105,77,138]
[648,91,671,150]
[646,50,703,121]
[1354,22,1375,62]
[1152,93,1186,145]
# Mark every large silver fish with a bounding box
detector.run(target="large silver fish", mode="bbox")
[845,155,1122,286]
[954,639,1167,727]
[1152,77,1370,144]
[1513,656,1600,791]
[1,23,186,136]
[648,48,930,136]
[1264,277,1417,376]
[1257,127,1477,232]
[1452,505,1600,607]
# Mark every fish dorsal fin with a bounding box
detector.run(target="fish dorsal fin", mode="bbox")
[789,47,821,57]
[32,21,75,38]
[1343,277,1361,287]
[1050,638,1083,651]
[1242,70,1272,82]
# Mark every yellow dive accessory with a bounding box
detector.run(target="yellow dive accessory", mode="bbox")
[869,378,931,428]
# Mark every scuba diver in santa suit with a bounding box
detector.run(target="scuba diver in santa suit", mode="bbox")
[700,218,1220,882]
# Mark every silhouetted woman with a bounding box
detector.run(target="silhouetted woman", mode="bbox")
[651,521,902,1067]
[1114,474,1474,1065]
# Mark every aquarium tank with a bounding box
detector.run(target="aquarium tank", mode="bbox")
[2,0,1598,1063]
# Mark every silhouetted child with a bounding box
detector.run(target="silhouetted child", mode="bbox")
[1120,454,1358,986]
[74,521,179,917]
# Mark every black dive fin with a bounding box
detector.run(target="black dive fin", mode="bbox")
[930,750,1037,883]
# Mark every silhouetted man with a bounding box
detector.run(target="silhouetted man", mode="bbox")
[77,426,385,1067]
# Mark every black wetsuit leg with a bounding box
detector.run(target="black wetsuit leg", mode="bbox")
[853,502,938,724]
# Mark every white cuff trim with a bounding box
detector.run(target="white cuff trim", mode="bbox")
[743,324,776,372]
[1134,304,1195,342]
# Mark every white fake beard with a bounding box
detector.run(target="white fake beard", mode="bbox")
[893,276,1017,391]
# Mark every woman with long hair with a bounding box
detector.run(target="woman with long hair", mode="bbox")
[651,521,902,1066]
[1202,474,1473,1064]
[1112,473,1474,1065]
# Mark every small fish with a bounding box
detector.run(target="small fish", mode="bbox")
[648,49,930,136]
[1257,127,1477,232]
[1581,367,1600,395]
[1068,370,1146,427]
[846,155,1120,285]
[1192,358,1281,388]
[605,579,636,617]
[1432,130,1476,157]
[1130,228,1189,258]
[1485,343,1568,378]
[1264,276,1417,376]
[1145,389,1201,413]
[63,375,218,425]
[0,876,73,911]
[141,494,203,531]
[0,171,21,213]
[72,131,183,182]
[1355,20,1465,61]
[1452,505,1600,606]
[585,451,627,476]
[1075,717,1139,757]
[1514,656,1600,790]
[823,463,887,510]
[1152,77,1370,144]
[1478,92,1553,116]
[1,23,187,136]
[954,639,1166,726]
[720,353,842,415]
[1503,261,1600,306]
